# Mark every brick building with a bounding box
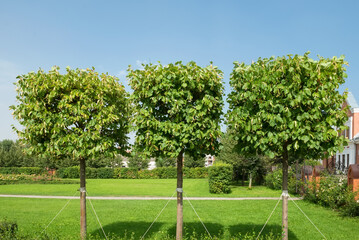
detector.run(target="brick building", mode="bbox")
[322,92,359,172]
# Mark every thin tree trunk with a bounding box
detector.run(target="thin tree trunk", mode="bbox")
[295,160,298,193]
[248,172,252,189]
[80,157,87,240]
[242,172,245,186]
[282,147,289,240]
[176,150,184,240]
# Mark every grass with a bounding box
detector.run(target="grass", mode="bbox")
[0,179,283,197]
[0,197,358,239]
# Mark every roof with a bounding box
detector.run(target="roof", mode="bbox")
[347,92,359,109]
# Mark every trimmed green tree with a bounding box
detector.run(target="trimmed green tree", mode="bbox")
[128,61,223,239]
[227,53,348,239]
[10,67,131,239]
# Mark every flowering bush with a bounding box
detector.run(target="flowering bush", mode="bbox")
[0,173,77,185]
[304,174,359,217]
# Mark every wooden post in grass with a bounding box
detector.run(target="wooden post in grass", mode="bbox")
[282,149,289,240]
[176,151,184,240]
[80,158,87,240]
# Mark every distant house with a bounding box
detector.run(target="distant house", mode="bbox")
[204,154,215,167]
[322,92,359,172]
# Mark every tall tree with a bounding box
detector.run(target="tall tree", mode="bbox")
[227,53,348,239]
[128,61,223,239]
[217,130,266,187]
[10,67,130,239]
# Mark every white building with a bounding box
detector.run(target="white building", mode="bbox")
[322,92,359,172]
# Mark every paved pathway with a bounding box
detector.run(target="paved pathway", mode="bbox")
[0,194,303,200]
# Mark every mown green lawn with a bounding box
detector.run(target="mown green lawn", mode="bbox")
[1,197,358,239]
[0,179,283,197]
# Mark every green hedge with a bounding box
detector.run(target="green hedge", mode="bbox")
[265,168,302,194]
[208,163,233,194]
[56,167,114,179]
[0,167,45,175]
[56,166,208,179]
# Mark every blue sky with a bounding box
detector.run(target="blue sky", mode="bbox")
[1,0,358,141]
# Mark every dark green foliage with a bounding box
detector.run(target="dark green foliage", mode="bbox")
[56,167,114,179]
[0,140,36,167]
[0,219,18,239]
[155,156,176,167]
[56,166,208,179]
[127,154,149,170]
[86,168,115,179]
[183,155,205,168]
[208,163,233,194]
[216,131,268,185]
[0,167,44,175]
[264,168,302,194]
[56,166,80,178]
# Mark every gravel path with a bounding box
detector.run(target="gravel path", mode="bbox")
[0,194,303,200]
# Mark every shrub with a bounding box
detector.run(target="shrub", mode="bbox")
[155,167,177,179]
[184,167,208,179]
[265,168,301,194]
[96,168,114,179]
[113,168,139,179]
[56,166,80,178]
[0,219,17,239]
[138,169,159,179]
[0,173,79,185]
[0,167,44,175]
[208,163,233,194]
[304,174,359,217]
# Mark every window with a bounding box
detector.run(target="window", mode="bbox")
[347,154,350,167]
[342,154,345,171]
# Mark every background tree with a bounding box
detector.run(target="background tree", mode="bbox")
[155,156,176,167]
[227,53,348,239]
[183,155,205,168]
[216,130,267,187]
[0,140,35,167]
[128,61,223,239]
[127,153,149,170]
[10,67,130,239]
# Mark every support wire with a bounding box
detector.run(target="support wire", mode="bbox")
[87,192,108,240]
[256,194,282,240]
[37,191,78,239]
[289,194,327,240]
[184,191,212,240]
[141,190,176,240]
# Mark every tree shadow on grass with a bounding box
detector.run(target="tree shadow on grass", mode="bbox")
[90,221,163,239]
[229,223,298,240]
[167,222,224,238]
[90,221,224,239]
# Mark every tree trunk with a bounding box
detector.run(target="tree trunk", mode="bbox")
[176,150,184,240]
[80,157,87,240]
[295,160,298,193]
[282,148,289,240]
[248,172,252,189]
[242,172,245,186]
